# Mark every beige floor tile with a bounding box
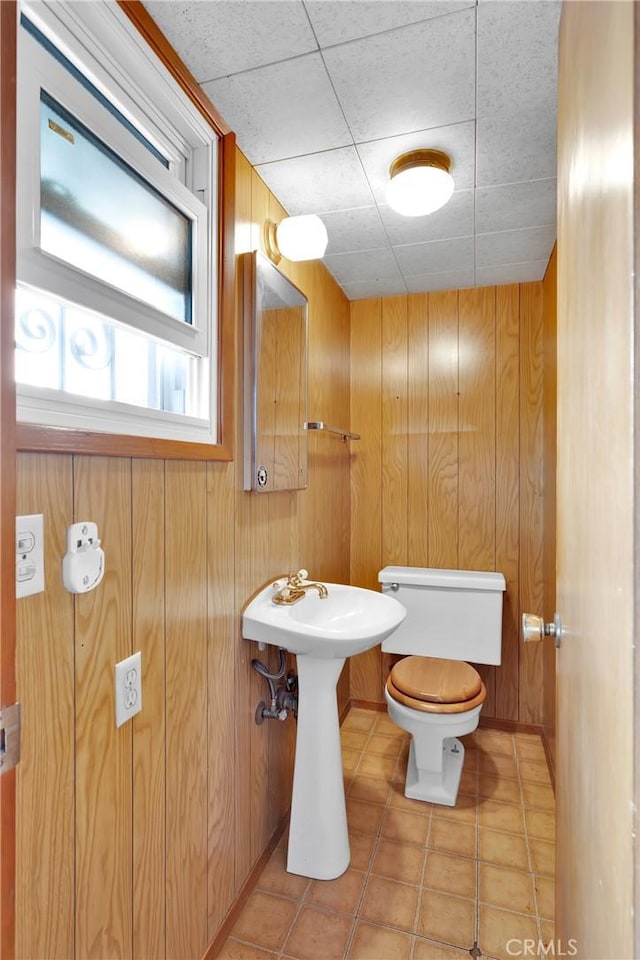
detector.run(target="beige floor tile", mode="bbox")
[381,808,430,846]
[431,798,477,825]
[416,889,476,950]
[342,730,369,752]
[372,837,426,885]
[342,749,362,774]
[284,905,353,960]
[478,905,538,960]
[423,851,476,899]
[540,919,555,941]
[479,774,522,805]
[518,758,552,784]
[535,875,555,920]
[231,891,299,952]
[344,709,378,732]
[367,733,403,757]
[428,818,476,858]
[479,753,519,780]
[373,713,402,737]
[521,781,555,811]
[348,775,391,806]
[360,875,420,932]
[458,768,479,797]
[388,782,433,818]
[470,729,516,756]
[478,828,529,871]
[305,868,366,915]
[514,737,547,762]
[528,838,555,877]
[347,921,412,960]
[358,752,398,781]
[479,863,536,915]
[478,799,525,835]
[413,938,471,959]
[349,832,377,872]
[524,807,555,842]
[256,844,310,900]
[346,798,385,836]
[218,940,278,960]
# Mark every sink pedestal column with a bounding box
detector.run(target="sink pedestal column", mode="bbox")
[286,655,349,880]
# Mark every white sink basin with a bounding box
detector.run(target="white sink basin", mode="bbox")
[242,580,406,882]
[242,582,406,657]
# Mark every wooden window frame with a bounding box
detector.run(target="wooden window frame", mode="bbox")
[15,0,236,461]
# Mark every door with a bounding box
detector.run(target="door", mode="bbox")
[556,3,636,956]
[0,2,17,957]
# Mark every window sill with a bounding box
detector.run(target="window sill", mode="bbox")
[16,422,233,461]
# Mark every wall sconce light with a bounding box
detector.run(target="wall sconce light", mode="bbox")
[264,214,328,263]
[386,149,454,217]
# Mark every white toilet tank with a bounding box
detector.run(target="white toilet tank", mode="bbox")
[378,566,506,665]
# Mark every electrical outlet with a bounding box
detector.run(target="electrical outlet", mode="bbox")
[16,514,45,598]
[114,651,142,727]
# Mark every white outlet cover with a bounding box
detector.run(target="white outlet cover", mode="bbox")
[114,651,142,727]
[16,514,45,599]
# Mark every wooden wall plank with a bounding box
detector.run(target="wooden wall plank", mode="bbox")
[519,282,545,724]
[428,291,459,569]
[407,294,430,567]
[495,285,521,722]
[381,296,408,566]
[74,456,132,960]
[16,454,74,960]
[459,287,497,714]
[132,458,166,960]
[165,461,208,959]
[350,298,383,700]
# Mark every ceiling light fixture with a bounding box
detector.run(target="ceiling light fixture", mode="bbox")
[264,214,328,263]
[386,149,454,217]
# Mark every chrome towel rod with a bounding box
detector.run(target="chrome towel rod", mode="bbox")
[305,421,360,442]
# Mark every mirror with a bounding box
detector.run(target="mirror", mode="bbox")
[242,250,308,492]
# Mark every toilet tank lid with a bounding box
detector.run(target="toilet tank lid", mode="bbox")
[378,566,506,592]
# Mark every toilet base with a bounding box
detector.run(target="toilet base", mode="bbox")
[405,737,464,806]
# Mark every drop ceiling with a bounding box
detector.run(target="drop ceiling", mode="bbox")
[143,0,560,300]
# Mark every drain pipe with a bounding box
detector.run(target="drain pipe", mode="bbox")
[251,648,298,724]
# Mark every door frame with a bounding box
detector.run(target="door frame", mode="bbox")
[0,1,17,956]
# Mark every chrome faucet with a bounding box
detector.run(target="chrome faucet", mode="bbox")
[272,569,328,605]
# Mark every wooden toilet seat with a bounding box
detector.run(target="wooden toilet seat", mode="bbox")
[387,656,487,714]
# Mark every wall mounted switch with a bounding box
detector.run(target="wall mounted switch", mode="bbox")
[16,515,44,598]
[114,651,142,727]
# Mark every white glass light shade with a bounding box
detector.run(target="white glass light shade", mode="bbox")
[386,151,455,218]
[275,215,328,261]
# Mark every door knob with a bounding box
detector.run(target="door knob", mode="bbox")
[522,612,563,647]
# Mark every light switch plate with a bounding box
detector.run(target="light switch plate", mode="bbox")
[16,514,44,598]
[114,651,142,727]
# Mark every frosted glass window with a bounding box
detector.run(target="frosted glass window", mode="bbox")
[39,93,192,325]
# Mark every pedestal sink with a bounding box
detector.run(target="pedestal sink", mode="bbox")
[242,581,406,880]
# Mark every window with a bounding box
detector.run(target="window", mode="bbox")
[16,0,221,446]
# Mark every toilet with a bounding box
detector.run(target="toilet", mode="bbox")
[378,566,506,807]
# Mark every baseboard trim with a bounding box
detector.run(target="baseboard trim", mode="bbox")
[349,698,386,713]
[202,813,289,960]
[479,716,544,735]
[541,727,556,790]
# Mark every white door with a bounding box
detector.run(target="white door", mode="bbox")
[556,3,636,957]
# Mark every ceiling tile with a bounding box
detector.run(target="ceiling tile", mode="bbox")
[304,0,474,48]
[142,1,317,82]
[357,121,475,202]
[341,277,409,300]
[320,207,388,256]
[477,1,561,119]
[405,268,475,293]
[378,190,474,246]
[476,261,549,285]
[202,54,350,165]
[476,179,556,234]
[394,236,474,277]
[256,148,375,215]
[476,225,555,268]
[323,247,403,284]
[322,9,476,142]
[476,110,557,186]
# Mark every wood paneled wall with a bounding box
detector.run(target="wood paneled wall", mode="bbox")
[349,284,545,724]
[15,147,351,960]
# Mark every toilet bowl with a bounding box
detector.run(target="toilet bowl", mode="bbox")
[378,566,506,807]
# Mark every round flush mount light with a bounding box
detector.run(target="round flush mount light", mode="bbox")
[386,149,454,217]
[265,214,329,263]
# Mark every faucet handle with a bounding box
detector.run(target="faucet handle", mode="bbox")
[297,568,308,581]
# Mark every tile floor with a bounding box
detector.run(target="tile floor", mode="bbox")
[220,708,555,960]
